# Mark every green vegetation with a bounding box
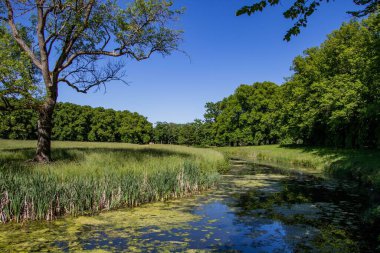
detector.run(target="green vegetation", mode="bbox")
[218,145,326,173]
[0,102,153,143]
[218,145,380,189]
[0,159,366,252]
[2,14,379,150]
[151,14,380,149]
[237,0,379,41]
[0,199,203,252]
[211,14,379,148]
[0,139,226,222]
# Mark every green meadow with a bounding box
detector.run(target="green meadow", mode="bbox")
[0,139,226,222]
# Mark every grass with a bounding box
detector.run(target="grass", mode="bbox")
[217,145,380,189]
[0,139,227,222]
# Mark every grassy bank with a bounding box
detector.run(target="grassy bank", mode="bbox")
[217,145,380,249]
[217,145,380,189]
[0,140,227,222]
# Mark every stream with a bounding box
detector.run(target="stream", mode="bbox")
[0,159,374,252]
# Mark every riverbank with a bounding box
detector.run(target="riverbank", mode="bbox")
[217,145,380,190]
[0,140,227,222]
[217,145,380,245]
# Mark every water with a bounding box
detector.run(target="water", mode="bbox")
[0,160,374,252]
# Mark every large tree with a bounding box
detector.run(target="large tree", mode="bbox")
[0,0,182,162]
[237,0,379,41]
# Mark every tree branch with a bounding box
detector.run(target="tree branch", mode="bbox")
[37,0,51,85]
[4,0,42,69]
[53,0,95,75]
[58,60,127,93]
[60,46,158,72]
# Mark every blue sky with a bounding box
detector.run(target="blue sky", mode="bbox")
[58,0,359,123]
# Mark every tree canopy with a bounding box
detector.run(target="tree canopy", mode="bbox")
[0,102,153,144]
[236,0,379,41]
[0,24,40,110]
[151,14,380,148]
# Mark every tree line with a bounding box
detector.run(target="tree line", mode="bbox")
[155,14,380,148]
[1,14,379,148]
[0,102,153,144]
[219,14,379,148]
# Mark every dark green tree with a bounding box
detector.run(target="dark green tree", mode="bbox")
[280,14,380,147]
[52,103,92,141]
[211,82,280,146]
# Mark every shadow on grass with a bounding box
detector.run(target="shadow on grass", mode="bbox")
[0,147,192,169]
[280,144,380,189]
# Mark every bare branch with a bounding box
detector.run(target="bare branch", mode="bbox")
[58,60,127,94]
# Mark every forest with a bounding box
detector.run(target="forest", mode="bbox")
[2,14,379,149]
[0,102,153,143]
[156,14,380,148]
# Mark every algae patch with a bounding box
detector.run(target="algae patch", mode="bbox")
[0,200,201,252]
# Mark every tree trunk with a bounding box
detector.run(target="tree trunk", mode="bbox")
[34,99,56,163]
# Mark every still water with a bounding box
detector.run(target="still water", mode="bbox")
[0,160,373,252]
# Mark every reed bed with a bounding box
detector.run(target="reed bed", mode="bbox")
[0,140,227,222]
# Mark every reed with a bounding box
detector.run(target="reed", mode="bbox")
[0,140,227,222]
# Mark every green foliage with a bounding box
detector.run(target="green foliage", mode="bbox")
[52,103,92,141]
[0,24,40,110]
[281,14,380,147]
[0,102,153,144]
[153,120,209,146]
[198,14,380,149]
[213,82,281,146]
[0,109,37,139]
[151,12,379,150]
[236,0,379,41]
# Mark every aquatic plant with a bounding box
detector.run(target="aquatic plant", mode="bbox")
[0,140,226,222]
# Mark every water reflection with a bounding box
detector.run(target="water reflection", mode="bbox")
[0,160,371,252]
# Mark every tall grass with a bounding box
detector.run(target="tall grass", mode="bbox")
[0,140,227,222]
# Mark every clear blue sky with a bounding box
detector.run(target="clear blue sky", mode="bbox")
[58,0,359,123]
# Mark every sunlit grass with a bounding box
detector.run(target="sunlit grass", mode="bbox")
[217,145,380,189]
[0,140,227,222]
[217,145,326,172]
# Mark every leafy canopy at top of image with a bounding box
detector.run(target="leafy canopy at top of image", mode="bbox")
[236,0,379,41]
